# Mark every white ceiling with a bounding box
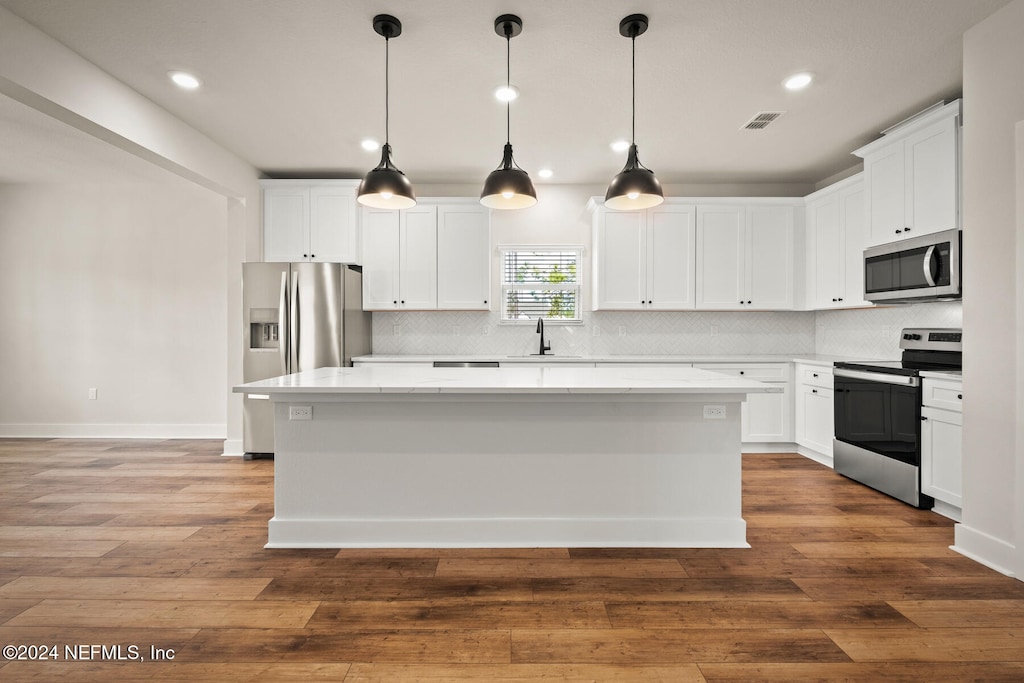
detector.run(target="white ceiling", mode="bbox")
[0,0,1012,187]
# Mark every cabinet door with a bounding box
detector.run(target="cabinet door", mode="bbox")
[746,205,794,309]
[865,142,906,245]
[647,204,696,310]
[309,185,358,263]
[840,184,869,307]
[796,384,834,457]
[400,205,438,309]
[696,206,745,309]
[596,210,646,309]
[906,117,958,237]
[263,186,309,262]
[360,209,400,310]
[809,193,842,308]
[921,406,962,506]
[742,388,791,442]
[436,205,490,310]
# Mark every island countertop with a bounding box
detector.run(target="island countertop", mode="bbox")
[233,365,783,396]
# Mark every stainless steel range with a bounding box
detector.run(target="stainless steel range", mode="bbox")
[833,328,962,508]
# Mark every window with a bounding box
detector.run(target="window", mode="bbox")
[499,247,582,323]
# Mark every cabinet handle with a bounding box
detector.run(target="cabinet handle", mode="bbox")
[747,300,752,304]
[310,254,315,258]
[832,298,838,302]
[739,300,744,305]
[895,229,902,234]
[641,300,646,304]
[739,371,745,375]
[812,373,819,378]
[303,253,308,258]
[921,416,929,420]
[401,300,405,304]
[484,300,488,304]
[838,297,843,302]
[957,393,962,399]
[393,300,398,305]
[812,388,817,393]
[904,227,911,232]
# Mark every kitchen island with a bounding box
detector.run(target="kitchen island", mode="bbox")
[233,365,779,549]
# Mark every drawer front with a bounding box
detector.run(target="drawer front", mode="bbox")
[596,362,693,368]
[693,363,789,382]
[798,365,834,390]
[922,377,963,412]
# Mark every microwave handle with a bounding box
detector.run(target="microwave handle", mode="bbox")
[923,245,937,286]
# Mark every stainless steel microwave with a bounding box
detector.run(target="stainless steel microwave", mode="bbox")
[864,229,961,303]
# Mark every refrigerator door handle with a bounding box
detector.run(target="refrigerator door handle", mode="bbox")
[278,271,289,374]
[290,270,300,373]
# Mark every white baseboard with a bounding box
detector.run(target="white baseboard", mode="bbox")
[0,423,226,439]
[795,445,834,469]
[952,524,1017,578]
[222,438,244,457]
[742,442,799,454]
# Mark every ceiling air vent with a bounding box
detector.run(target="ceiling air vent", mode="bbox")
[741,111,785,130]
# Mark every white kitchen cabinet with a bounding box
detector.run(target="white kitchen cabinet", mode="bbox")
[805,175,871,309]
[921,376,963,512]
[261,180,360,263]
[695,203,795,310]
[436,203,491,310]
[591,201,696,310]
[794,364,834,463]
[854,100,961,247]
[692,363,792,444]
[361,205,437,310]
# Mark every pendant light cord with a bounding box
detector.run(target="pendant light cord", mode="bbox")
[385,34,390,145]
[505,25,511,144]
[631,31,636,144]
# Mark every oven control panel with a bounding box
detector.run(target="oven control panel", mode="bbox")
[899,328,962,351]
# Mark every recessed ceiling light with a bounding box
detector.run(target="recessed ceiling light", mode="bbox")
[783,72,813,91]
[168,71,201,90]
[538,168,553,179]
[610,139,630,153]
[494,84,520,102]
[361,139,380,152]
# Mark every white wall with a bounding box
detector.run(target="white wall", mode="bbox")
[957,0,1024,577]
[0,180,228,437]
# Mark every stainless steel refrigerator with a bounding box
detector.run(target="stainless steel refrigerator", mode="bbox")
[242,262,371,457]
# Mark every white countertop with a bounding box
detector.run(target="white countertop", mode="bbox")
[234,365,782,395]
[353,354,855,368]
[920,369,963,380]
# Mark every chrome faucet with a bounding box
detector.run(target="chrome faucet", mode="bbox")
[535,317,551,355]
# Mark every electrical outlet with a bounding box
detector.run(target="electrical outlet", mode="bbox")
[88,388,98,400]
[482,326,490,336]
[702,405,726,419]
[618,326,626,336]
[710,325,719,336]
[392,325,401,336]
[289,405,313,421]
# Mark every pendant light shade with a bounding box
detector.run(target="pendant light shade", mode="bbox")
[605,14,664,211]
[480,14,537,210]
[358,14,416,210]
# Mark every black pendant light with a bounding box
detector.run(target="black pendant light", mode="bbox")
[605,14,664,211]
[358,14,416,210]
[480,14,537,210]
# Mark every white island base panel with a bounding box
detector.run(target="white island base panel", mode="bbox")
[268,393,748,549]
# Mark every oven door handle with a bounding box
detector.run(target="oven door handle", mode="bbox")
[923,245,937,286]
[834,368,920,387]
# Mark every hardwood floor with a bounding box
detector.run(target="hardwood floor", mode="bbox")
[1,439,1022,681]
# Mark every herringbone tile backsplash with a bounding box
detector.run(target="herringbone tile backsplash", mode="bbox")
[371,302,962,358]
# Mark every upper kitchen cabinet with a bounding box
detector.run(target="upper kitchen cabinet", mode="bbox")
[590,200,696,311]
[362,204,437,311]
[854,100,961,248]
[695,202,797,310]
[261,180,361,263]
[805,174,871,309]
[361,199,491,311]
[436,202,491,310]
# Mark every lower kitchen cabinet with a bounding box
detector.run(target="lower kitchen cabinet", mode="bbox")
[794,364,834,463]
[921,376,963,511]
[693,363,792,445]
